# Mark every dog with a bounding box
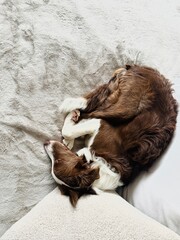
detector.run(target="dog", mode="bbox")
[44,110,124,206]
[44,65,178,206]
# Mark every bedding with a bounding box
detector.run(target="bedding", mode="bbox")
[0,0,180,237]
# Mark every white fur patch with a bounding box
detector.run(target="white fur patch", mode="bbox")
[92,156,124,190]
[76,147,93,163]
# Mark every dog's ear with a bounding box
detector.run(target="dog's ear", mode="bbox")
[58,185,80,207]
[69,187,97,207]
[68,189,80,207]
[57,168,99,207]
[80,167,100,188]
[70,187,98,207]
[75,155,89,169]
[58,184,97,207]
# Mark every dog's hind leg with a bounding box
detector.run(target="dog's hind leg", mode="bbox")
[59,97,87,114]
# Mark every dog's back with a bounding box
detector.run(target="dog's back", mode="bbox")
[86,66,178,184]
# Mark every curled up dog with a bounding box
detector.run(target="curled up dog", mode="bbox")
[44,65,178,207]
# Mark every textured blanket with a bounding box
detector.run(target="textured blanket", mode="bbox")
[0,0,180,237]
[1,188,180,240]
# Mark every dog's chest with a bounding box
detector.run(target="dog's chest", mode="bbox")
[92,157,124,190]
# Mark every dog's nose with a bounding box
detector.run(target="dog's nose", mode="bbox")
[44,140,50,146]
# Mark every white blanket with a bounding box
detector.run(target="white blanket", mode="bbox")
[0,0,180,237]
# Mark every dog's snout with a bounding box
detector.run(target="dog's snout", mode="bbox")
[44,140,50,146]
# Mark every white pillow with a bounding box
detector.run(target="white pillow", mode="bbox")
[123,87,180,235]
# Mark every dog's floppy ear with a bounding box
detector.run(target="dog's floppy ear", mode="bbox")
[79,168,100,188]
[68,187,97,207]
[58,184,80,207]
[68,189,80,207]
[75,155,89,169]
[58,184,97,207]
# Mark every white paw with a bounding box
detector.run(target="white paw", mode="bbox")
[76,148,93,163]
[59,97,87,114]
[63,139,74,150]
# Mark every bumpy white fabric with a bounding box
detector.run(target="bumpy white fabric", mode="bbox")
[0,0,180,237]
[1,188,180,240]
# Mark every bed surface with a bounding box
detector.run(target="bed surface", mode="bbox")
[0,0,180,236]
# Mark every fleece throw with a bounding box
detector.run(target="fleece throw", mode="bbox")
[0,0,180,237]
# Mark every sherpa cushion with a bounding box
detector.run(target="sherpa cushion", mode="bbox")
[1,188,180,240]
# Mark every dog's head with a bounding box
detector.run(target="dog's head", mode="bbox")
[44,140,99,207]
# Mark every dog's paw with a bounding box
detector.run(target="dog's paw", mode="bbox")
[71,110,80,123]
[76,148,93,163]
[63,139,74,150]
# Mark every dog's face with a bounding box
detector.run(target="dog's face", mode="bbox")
[44,140,99,206]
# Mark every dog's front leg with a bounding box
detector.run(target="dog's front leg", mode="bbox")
[62,110,101,149]
[61,111,77,149]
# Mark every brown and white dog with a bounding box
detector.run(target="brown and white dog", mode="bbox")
[44,65,178,206]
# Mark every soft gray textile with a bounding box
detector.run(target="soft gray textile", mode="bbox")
[0,0,180,237]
